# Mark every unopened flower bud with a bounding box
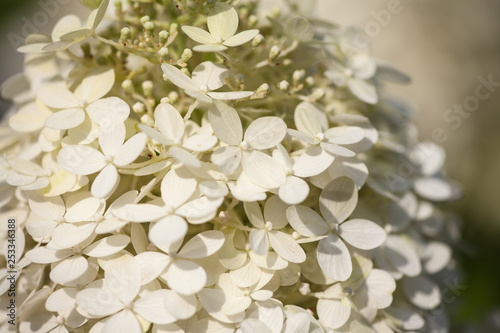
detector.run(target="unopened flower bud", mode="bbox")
[181,48,193,62]
[168,91,179,103]
[122,79,134,93]
[159,30,169,44]
[158,47,169,60]
[142,81,154,96]
[140,114,154,126]
[269,45,281,61]
[132,102,146,114]
[278,80,290,92]
[305,76,314,87]
[293,70,305,84]
[144,21,155,36]
[120,27,131,42]
[140,15,150,25]
[235,74,245,85]
[312,88,325,100]
[169,23,178,35]
[252,34,264,47]
[256,83,270,97]
[248,15,258,27]
[160,97,170,104]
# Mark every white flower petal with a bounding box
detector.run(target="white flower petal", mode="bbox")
[208,100,243,145]
[58,145,106,175]
[414,177,455,202]
[105,255,142,304]
[86,97,130,125]
[38,85,79,109]
[91,164,119,199]
[319,177,358,224]
[178,230,225,259]
[76,280,123,317]
[81,67,115,103]
[223,29,260,47]
[114,133,147,166]
[103,310,141,333]
[98,120,125,157]
[339,219,386,250]
[149,215,188,254]
[242,150,286,189]
[135,251,170,284]
[161,167,198,208]
[164,259,206,295]
[211,146,242,176]
[347,78,378,105]
[51,223,85,249]
[324,126,364,145]
[294,102,327,136]
[230,258,261,288]
[286,205,329,237]
[282,313,310,333]
[154,103,185,143]
[206,91,254,100]
[182,134,218,152]
[366,269,396,309]
[45,108,85,130]
[45,287,78,312]
[192,61,228,91]
[317,234,352,281]
[207,2,238,40]
[25,247,73,264]
[29,195,65,220]
[383,235,421,277]
[163,290,197,320]
[268,231,306,263]
[192,43,228,52]
[113,203,166,222]
[83,235,130,258]
[292,146,335,178]
[317,298,351,330]
[249,229,269,255]
[263,195,289,229]
[161,63,199,91]
[222,296,252,316]
[320,142,356,157]
[244,117,287,150]
[50,255,89,284]
[134,290,176,324]
[402,275,441,310]
[279,176,309,205]
[423,242,452,274]
[182,26,216,44]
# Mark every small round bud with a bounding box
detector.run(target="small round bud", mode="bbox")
[158,47,169,60]
[181,48,193,62]
[278,80,290,92]
[169,23,178,35]
[121,79,134,93]
[159,30,169,44]
[132,102,146,114]
[269,45,281,61]
[144,21,155,36]
[142,81,154,96]
[140,114,154,126]
[256,83,270,97]
[160,97,170,104]
[283,59,293,66]
[305,76,314,87]
[293,70,305,84]
[248,15,258,27]
[312,88,325,100]
[163,74,168,81]
[140,15,150,25]
[168,91,179,103]
[252,34,264,47]
[120,27,131,42]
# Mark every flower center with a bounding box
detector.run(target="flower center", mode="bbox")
[199,85,209,93]
[330,223,339,233]
[215,36,224,44]
[315,132,326,144]
[344,68,353,78]
[105,155,114,164]
[265,221,273,231]
[343,287,354,297]
[240,140,250,151]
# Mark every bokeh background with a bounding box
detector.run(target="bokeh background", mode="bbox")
[1,0,499,331]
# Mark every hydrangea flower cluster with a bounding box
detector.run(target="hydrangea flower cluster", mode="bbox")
[1,0,462,332]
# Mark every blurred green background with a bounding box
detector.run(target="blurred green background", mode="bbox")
[1,0,499,331]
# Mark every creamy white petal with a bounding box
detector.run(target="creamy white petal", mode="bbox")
[207,2,238,40]
[58,145,106,175]
[242,150,286,189]
[83,235,130,258]
[25,246,73,264]
[81,67,115,103]
[223,29,260,46]
[45,287,78,312]
[45,108,85,130]
[366,269,396,309]
[99,120,125,158]
[324,126,364,145]
[230,258,261,288]
[206,91,254,100]
[383,235,421,277]
[244,117,287,150]
[423,242,452,274]
[29,195,65,220]
[38,85,79,109]
[163,290,197,320]
[182,26,216,44]
[211,146,242,176]
[193,43,228,52]
[86,97,130,125]
[279,176,309,205]
[208,100,243,145]
[161,63,199,91]
[320,142,356,157]
[155,103,185,144]
[282,313,310,333]
[222,296,252,316]
[51,223,85,249]
[149,215,188,254]
[348,78,378,105]
[249,229,269,255]
[104,255,142,304]
[317,298,351,329]
[50,255,89,284]
[114,133,147,166]
[339,219,386,250]
[135,251,170,284]
[103,309,141,333]
[134,290,176,324]
[294,102,327,136]
[402,275,441,310]
[317,233,352,281]
[268,231,306,264]
[178,230,225,259]
[91,164,119,199]
[76,281,123,317]
[286,205,329,237]
[164,259,206,295]
[113,203,166,222]
[292,146,335,178]
[319,177,358,224]
[192,61,228,91]
[161,167,198,208]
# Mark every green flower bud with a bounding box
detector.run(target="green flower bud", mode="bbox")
[278,80,290,92]
[168,91,179,103]
[122,79,134,93]
[120,27,131,42]
[142,81,154,96]
[169,23,178,35]
[159,30,169,44]
[252,34,264,47]
[293,70,305,84]
[132,102,146,114]
[269,45,281,61]
[181,48,193,62]
[140,16,151,25]
[144,22,155,36]
[158,47,169,60]
[248,15,258,27]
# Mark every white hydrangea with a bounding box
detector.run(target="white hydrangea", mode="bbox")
[0,1,463,333]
